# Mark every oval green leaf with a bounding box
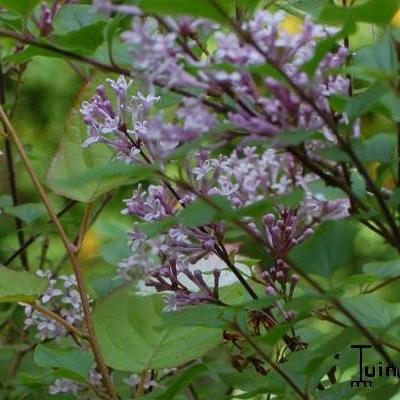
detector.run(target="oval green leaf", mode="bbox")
[93,285,222,372]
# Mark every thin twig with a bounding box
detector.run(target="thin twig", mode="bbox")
[3,200,77,266]
[38,236,49,270]
[0,29,230,114]
[0,54,29,270]
[233,322,309,399]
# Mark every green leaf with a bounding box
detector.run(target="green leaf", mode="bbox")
[53,5,104,34]
[137,217,177,238]
[177,196,232,227]
[284,0,332,18]
[141,364,208,400]
[307,180,347,201]
[273,130,324,146]
[34,343,93,382]
[5,45,63,65]
[137,0,234,23]
[352,0,400,25]
[339,293,400,329]
[354,133,396,164]
[93,285,221,372]
[291,220,357,277]
[162,304,232,329]
[346,82,389,121]
[55,162,157,190]
[0,266,47,303]
[353,35,398,79]
[0,0,39,18]
[319,0,400,26]
[363,259,400,278]
[5,203,46,224]
[47,76,127,202]
[52,5,106,54]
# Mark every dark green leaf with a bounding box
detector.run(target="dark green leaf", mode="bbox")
[141,364,208,400]
[339,293,400,328]
[137,0,233,23]
[319,0,400,26]
[363,259,400,278]
[291,220,357,277]
[353,35,398,80]
[346,82,389,121]
[0,0,39,18]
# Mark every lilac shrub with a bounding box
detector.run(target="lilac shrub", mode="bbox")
[1,0,398,398]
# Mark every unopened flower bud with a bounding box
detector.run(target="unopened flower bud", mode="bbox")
[265,286,277,296]
[263,214,275,226]
[285,311,296,322]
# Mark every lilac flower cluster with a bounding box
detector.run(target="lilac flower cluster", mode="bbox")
[262,260,299,323]
[116,146,348,310]
[50,370,160,397]
[145,259,222,311]
[24,271,87,341]
[117,9,351,141]
[80,76,215,163]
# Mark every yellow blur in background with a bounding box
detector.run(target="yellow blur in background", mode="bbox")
[79,228,100,260]
[280,15,303,35]
[392,9,400,26]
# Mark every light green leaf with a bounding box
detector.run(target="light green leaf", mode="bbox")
[0,266,47,303]
[5,203,46,224]
[93,285,221,372]
[34,343,93,382]
[55,162,157,190]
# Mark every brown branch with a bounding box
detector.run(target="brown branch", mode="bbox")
[0,107,118,400]
[22,302,87,340]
